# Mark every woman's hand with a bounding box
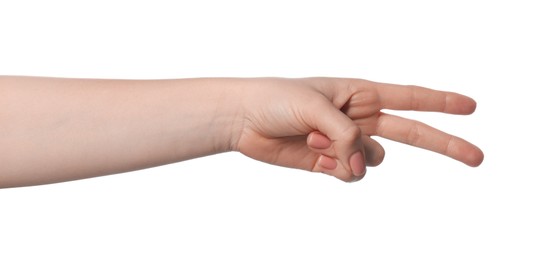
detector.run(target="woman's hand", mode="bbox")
[0,76,483,188]
[234,78,484,182]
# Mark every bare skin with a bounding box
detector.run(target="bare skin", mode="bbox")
[0,76,483,188]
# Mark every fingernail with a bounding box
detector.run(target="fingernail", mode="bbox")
[318,155,337,170]
[350,152,366,176]
[308,132,332,149]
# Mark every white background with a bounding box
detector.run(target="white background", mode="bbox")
[1,0,535,259]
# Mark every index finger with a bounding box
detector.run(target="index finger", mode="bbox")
[374,83,477,115]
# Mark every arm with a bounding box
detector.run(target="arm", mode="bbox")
[0,76,243,187]
[0,76,483,188]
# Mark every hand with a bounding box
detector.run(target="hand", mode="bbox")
[233,78,484,182]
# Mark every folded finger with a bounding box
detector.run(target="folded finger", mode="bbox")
[362,136,385,167]
[308,132,385,167]
[306,99,367,181]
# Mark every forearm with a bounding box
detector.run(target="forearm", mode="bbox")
[0,76,243,188]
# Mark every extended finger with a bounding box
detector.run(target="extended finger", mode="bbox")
[376,113,484,166]
[375,83,477,114]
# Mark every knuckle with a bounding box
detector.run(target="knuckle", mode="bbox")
[340,125,362,142]
[340,174,359,183]
[444,135,456,155]
[406,85,423,110]
[369,149,385,167]
[358,89,381,106]
[345,173,365,183]
[405,122,423,145]
[375,149,386,165]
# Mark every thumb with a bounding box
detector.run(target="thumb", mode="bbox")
[306,98,367,182]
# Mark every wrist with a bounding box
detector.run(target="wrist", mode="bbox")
[174,78,245,155]
[216,78,246,153]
